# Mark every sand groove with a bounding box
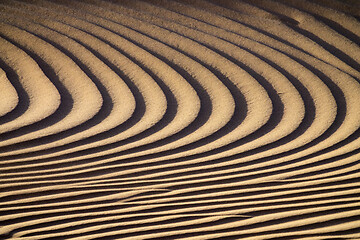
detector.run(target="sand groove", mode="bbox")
[0,0,359,239]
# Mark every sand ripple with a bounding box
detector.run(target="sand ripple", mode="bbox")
[0,0,360,239]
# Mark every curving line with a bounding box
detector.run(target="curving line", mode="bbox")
[0,0,359,239]
[0,67,18,118]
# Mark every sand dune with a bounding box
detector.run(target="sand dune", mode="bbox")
[0,0,360,239]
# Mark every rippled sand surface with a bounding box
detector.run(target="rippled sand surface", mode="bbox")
[0,0,360,239]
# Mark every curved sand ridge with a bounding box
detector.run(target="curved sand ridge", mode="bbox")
[0,0,359,239]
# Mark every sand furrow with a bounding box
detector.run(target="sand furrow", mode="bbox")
[0,36,60,134]
[0,10,135,153]
[0,68,18,118]
[0,0,359,239]
[0,0,358,184]
[178,0,360,78]
[0,1,202,163]
[0,4,199,158]
[240,0,360,70]
[0,22,103,145]
[0,1,238,172]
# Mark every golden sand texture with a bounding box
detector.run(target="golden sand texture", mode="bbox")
[0,0,360,239]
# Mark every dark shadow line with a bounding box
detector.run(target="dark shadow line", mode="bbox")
[53,18,212,159]
[0,14,213,167]
[209,215,360,240]
[306,0,360,18]
[96,23,351,184]
[267,0,360,46]
[68,42,312,180]
[0,21,113,152]
[0,21,147,162]
[195,0,360,75]
[52,24,180,152]
[121,199,357,219]
[179,52,350,184]
[311,13,360,47]
[291,25,360,72]
[0,10,246,175]
[93,22,246,154]
[130,182,360,206]
[176,0,358,163]
[0,14,177,156]
[0,30,74,142]
[0,58,29,125]
[0,190,165,225]
[18,215,209,239]
[58,207,360,240]
[165,0,323,61]
[35,216,241,240]
[0,0,320,167]
[110,137,360,192]
[128,0,351,183]
[0,0,352,188]
[236,0,360,72]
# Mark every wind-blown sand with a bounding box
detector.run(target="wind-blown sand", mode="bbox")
[0,0,360,239]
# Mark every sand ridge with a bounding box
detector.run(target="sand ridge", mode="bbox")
[0,0,360,239]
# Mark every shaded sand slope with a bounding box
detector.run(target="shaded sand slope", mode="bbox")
[0,0,360,239]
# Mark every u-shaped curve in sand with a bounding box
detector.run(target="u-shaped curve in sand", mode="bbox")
[0,0,360,239]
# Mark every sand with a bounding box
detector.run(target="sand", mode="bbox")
[0,0,359,239]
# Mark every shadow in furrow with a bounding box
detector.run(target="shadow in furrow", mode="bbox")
[0,16,242,174]
[163,157,360,191]
[177,185,360,205]
[74,42,310,180]
[32,217,242,240]
[90,25,246,153]
[199,0,360,75]
[54,22,211,156]
[138,46,349,184]
[169,0,323,62]
[268,56,346,153]
[268,235,354,240]
[0,24,113,152]
[0,195,159,226]
[106,31,349,181]
[185,42,283,147]
[48,16,309,179]
[179,49,347,182]
[310,14,360,47]
[287,158,360,180]
[50,25,180,151]
[1,187,358,216]
[0,2,322,176]
[240,3,360,72]
[261,0,360,47]
[291,24,360,72]
[17,215,209,239]
[0,187,134,205]
[0,59,29,125]
[171,153,360,192]
[0,20,212,167]
[0,196,125,216]
[0,5,350,186]
[31,209,360,240]
[140,14,352,182]
[132,183,360,207]
[209,214,360,240]
[0,25,146,163]
[0,32,73,141]
[120,197,356,215]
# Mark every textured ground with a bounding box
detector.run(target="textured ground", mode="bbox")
[0,0,360,239]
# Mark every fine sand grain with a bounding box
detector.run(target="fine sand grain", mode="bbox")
[0,0,359,239]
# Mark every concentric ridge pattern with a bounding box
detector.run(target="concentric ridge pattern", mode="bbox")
[0,0,360,239]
